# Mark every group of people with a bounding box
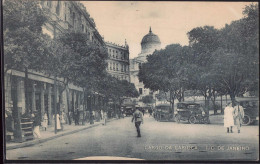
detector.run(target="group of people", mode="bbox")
[224,102,245,133]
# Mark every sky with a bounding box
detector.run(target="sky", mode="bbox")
[82,1,256,59]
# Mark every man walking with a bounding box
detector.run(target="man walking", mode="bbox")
[233,101,244,133]
[132,107,143,137]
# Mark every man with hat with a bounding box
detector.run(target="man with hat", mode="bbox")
[132,107,144,137]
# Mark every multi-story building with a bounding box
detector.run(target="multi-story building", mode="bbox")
[4,1,106,129]
[130,27,161,106]
[105,41,130,82]
[41,1,104,46]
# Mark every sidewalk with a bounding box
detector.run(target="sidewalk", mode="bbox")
[6,118,116,150]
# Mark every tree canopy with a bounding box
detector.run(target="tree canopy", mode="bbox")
[139,4,259,113]
[3,0,50,73]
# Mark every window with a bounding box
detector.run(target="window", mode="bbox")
[139,88,143,95]
[116,63,118,71]
[56,1,61,16]
[47,1,52,8]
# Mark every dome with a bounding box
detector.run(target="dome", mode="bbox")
[141,27,161,45]
[140,27,161,54]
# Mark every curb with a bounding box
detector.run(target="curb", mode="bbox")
[6,118,117,150]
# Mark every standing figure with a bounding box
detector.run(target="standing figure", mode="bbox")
[132,108,144,137]
[101,110,107,125]
[90,111,94,124]
[68,111,72,125]
[148,108,152,117]
[224,103,234,133]
[233,102,245,133]
[42,112,48,131]
[56,113,61,131]
[74,109,79,125]
[53,114,61,131]
[32,112,41,138]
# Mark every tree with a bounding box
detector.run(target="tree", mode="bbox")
[97,75,139,105]
[187,26,221,114]
[211,4,259,105]
[45,39,77,114]
[4,0,50,114]
[56,32,108,113]
[141,95,154,105]
[138,44,193,113]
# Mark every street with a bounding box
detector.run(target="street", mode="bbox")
[6,115,259,161]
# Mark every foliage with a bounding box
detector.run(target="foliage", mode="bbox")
[97,74,139,103]
[138,44,196,104]
[139,4,259,112]
[56,32,108,92]
[141,95,154,104]
[210,4,259,103]
[3,0,50,73]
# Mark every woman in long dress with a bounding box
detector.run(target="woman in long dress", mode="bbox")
[42,112,48,131]
[32,112,41,138]
[53,114,61,130]
[224,103,234,133]
[56,114,61,130]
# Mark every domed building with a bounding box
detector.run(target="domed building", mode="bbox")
[130,27,161,106]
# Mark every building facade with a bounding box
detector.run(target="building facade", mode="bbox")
[41,1,104,46]
[130,27,161,106]
[105,41,130,82]
[4,1,106,129]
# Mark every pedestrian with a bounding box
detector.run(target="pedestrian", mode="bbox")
[74,109,79,125]
[132,107,144,137]
[56,113,62,131]
[101,109,107,125]
[90,111,94,124]
[32,111,41,138]
[68,111,72,125]
[42,112,48,131]
[148,108,152,117]
[233,101,245,133]
[224,102,234,133]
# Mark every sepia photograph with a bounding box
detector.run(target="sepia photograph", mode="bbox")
[2,0,259,162]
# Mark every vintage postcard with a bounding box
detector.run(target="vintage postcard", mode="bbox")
[3,0,259,162]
